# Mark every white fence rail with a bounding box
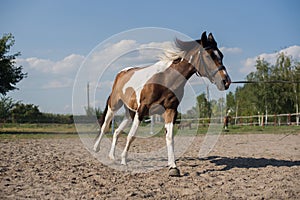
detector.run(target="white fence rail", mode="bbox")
[231,113,299,126]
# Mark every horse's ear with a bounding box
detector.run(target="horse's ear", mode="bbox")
[208,33,217,47]
[200,31,208,47]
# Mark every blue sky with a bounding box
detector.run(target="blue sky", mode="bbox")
[1,0,300,114]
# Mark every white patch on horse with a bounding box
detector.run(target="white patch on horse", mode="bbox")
[122,60,172,107]
[165,122,176,168]
[214,50,221,60]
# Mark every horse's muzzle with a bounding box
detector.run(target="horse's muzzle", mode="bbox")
[223,78,231,90]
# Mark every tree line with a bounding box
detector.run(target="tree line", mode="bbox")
[0,96,74,123]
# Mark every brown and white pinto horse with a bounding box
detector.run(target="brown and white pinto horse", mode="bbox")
[93,32,231,176]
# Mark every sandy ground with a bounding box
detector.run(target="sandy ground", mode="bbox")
[0,133,299,199]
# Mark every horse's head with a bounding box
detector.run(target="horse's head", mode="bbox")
[176,32,231,91]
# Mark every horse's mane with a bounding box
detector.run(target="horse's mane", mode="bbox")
[158,39,185,62]
[158,38,200,63]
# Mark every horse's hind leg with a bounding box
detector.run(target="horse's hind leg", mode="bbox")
[109,106,132,160]
[94,93,125,153]
[93,105,114,152]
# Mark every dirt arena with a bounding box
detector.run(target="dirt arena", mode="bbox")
[1,133,299,199]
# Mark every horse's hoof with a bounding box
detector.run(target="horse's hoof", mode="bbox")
[93,145,100,153]
[108,154,115,160]
[121,158,127,165]
[169,167,180,177]
[121,161,127,165]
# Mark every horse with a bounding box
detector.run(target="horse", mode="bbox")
[93,32,231,176]
[178,121,192,130]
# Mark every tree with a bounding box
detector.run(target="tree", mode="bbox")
[293,61,300,124]
[246,58,272,114]
[196,93,211,118]
[11,103,42,123]
[226,91,235,112]
[0,33,27,95]
[235,53,299,117]
[0,96,16,122]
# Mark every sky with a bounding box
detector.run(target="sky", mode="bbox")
[1,0,300,114]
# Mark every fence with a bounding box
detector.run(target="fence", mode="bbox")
[173,113,300,127]
[231,113,299,126]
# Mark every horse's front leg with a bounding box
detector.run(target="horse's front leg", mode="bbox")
[164,109,180,177]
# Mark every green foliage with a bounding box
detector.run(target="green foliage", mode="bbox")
[40,113,73,124]
[0,33,27,95]
[233,53,299,116]
[197,93,211,118]
[0,96,16,122]
[5,102,73,124]
[184,93,211,120]
[11,103,42,123]
[226,91,235,111]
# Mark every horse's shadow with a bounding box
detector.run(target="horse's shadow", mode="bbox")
[179,156,300,172]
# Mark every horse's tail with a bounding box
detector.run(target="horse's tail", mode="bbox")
[98,95,110,128]
[95,95,110,141]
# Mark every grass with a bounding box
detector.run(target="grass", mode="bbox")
[0,123,76,134]
[0,123,299,140]
[0,133,79,140]
[0,123,78,140]
[224,125,300,135]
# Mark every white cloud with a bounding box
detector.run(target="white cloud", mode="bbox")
[52,54,84,74]
[90,40,139,64]
[18,57,54,73]
[83,40,140,75]
[17,53,84,75]
[77,39,178,91]
[86,40,172,72]
[219,47,243,54]
[139,41,173,49]
[241,45,300,74]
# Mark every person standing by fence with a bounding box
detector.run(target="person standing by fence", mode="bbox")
[224,110,231,130]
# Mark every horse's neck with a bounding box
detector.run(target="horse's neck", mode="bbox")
[162,59,196,90]
[170,59,196,81]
